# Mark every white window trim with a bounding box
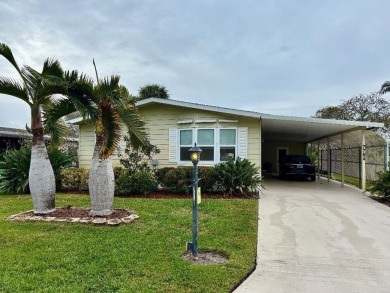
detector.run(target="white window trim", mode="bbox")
[178,127,238,165]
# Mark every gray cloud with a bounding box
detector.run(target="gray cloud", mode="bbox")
[1,0,390,128]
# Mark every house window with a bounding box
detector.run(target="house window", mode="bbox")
[179,129,193,161]
[178,128,237,163]
[197,129,214,161]
[220,129,236,161]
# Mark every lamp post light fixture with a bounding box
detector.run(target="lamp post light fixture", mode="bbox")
[187,143,202,258]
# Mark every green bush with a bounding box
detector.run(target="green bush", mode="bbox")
[0,147,30,193]
[49,149,75,187]
[0,146,73,194]
[59,168,89,192]
[115,169,131,196]
[129,171,158,195]
[214,158,262,196]
[163,167,193,194]
[370,170,390,200]
[113,166,124,180]
[156,166,217,194]
[198,166,218,192]
[115,170,157,196]
[155,167,172,184]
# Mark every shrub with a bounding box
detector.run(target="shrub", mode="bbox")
[0,146,73,194]
[214,158,262,196]
[0,147,30,193]
[113,166,124,180]
[48,149,75,187]
[155,166,217,194]
[198,166,218,192]
[115,169,131,196]
[370,170,390,200]
[163,167,193,194]
[129,171,158,195]
[119,136,160,175]
[115,170,157,196]
[155,167,173,184]
[59,168,89,192]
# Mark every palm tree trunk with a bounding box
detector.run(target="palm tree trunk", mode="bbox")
[28,112,56,214]
[89,136,115,216]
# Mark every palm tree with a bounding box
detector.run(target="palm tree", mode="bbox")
[85,64,147,216]
[0,43,67,214]
[138,84,170,100]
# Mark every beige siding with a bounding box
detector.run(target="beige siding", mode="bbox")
[140,104,262,169]
[79,124,95,168]
[78,104,262,169]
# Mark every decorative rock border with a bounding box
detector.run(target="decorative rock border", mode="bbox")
[5,208,139,226]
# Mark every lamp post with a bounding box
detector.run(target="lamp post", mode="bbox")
[188,143,202,258]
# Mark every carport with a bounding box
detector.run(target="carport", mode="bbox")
[260,114,385,191]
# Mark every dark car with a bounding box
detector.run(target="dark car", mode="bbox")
[279,155,316,181]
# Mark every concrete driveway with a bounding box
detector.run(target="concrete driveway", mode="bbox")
[234,178,390,293]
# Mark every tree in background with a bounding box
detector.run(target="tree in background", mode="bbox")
[314,92,390,135]
[380,81,390,95]
[138,84,169,100]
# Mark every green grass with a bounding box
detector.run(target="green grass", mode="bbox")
[328,173,373,189]
[0,194,258,293]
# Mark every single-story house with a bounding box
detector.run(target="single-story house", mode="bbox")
[69,98,385,191]
[0,127,32,152]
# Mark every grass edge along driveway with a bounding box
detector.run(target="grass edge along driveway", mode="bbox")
[0,193,258,293]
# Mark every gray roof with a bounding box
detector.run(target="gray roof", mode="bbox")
[68,98,385,143]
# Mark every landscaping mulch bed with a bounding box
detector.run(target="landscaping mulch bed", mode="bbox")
[6,207,139,226]
[371,197,390,208]
[47,206,132,219]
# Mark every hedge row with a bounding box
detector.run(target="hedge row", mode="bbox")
[58,158,261,197]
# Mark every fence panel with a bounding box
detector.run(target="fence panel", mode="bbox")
[318,145,386,182]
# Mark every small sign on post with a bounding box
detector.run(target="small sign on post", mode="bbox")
[197,187,201,204]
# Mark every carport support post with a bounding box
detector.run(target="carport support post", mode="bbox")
[327,138,330,182]
[341,133,345,187]
[361,129,366,192]
[317,140,320,179]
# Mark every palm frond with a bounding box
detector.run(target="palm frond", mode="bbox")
[0,76,30,104]
[97,101,121,159]
[97,75,121,102]
[0,43,23,77]
[21,66,41,96]
[43,117,70,148]
[64,70,97,119]
[43,98,77,123]
[117,103,148,149]
[41,58,64,78]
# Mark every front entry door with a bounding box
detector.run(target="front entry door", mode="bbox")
[276,147,289,174]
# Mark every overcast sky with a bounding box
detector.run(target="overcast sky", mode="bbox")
[1,0,390,129]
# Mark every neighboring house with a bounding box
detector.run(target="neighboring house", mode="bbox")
[0,127,31,152]
[0,127,78,157]
[70,98,384,179]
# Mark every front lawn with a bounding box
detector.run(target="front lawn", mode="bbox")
[0,194,258,292]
